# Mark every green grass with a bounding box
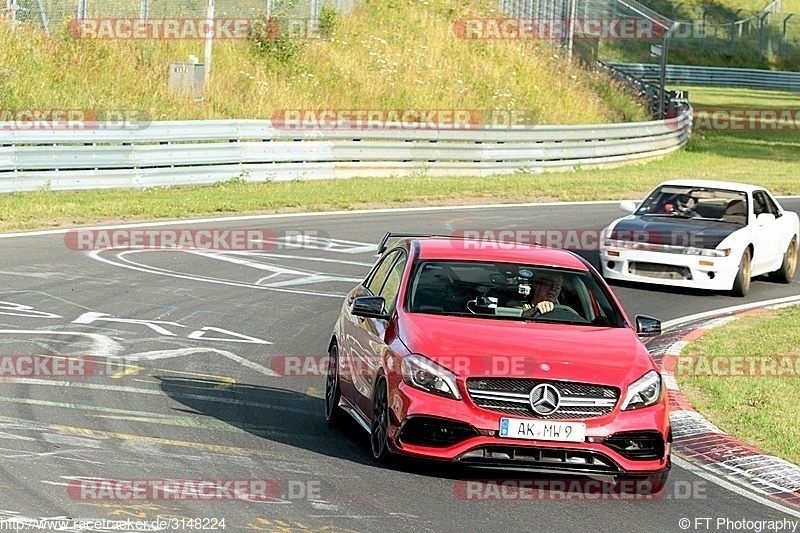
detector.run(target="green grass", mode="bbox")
[1,87,798,232]
[676,306,800,465]
[0,0,648,124]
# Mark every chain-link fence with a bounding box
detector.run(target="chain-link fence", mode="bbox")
[4,0,799,66]
[2,0,360,34]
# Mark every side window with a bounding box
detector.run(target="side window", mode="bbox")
[378,255,407,311]
[753,192,769,216]
[365,250,401,295]
[760,192,781,217]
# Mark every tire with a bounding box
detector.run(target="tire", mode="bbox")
[324,342,343,426]
[772,237,797,284]
[370,378,394,464]
[731,248,751,297]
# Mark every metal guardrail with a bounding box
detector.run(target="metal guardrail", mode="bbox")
[610,63,800,91]
[0,114,692,193]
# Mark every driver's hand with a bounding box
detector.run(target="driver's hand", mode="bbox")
[536,301,554,314]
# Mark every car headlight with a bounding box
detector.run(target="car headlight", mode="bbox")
[401,354,461,400]
[621,370,662,410]
[683,247,730,257]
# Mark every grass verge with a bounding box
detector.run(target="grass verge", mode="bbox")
[676,306,800,466]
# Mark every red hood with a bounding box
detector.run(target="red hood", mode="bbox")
[397,312,655,387]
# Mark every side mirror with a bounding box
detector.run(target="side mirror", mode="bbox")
[351,296,391,320]
[635,314,661,338]
[620,201,637,214]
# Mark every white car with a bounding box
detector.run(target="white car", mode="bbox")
[600,180,799,296]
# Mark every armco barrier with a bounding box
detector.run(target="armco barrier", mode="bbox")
[610,63,800,92]
[0,112,691,193]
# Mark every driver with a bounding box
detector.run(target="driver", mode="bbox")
[522,273,564,317]
[664,193,696,215]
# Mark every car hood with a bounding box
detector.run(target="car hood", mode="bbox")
[609,215,740,249]
[397,313,654,387]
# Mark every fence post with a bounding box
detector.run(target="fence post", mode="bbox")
[759,11,769,60]
[730,8,742,55]
[701,8,708,52]
[781,13,793,56]
[140,0,148,22]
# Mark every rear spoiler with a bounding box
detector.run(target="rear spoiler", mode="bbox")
[377,232,451,254]
[377,231,542,254]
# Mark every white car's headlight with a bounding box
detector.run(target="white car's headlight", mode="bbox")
[401,354,461,400]
[683,247,730,257]
[621,370,662,410]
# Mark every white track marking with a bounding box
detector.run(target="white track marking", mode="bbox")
[103,347,278,376]
[186,327,271,344]
[662,295,800,331]
[192,252,362,287]
[0,301,62,319]
[673,456,800,519]
[0,330,124,357]
[88,250,347,298]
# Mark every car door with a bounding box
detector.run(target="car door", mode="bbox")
[347,249,408,418]
[751,191,782,274]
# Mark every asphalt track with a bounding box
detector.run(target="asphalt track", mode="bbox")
[0,200,799,533]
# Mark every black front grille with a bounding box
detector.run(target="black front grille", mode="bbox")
[457,446,621,474]
[466,378,619,419]
[398,417,479,447]
[604,431,666,460]
[629,262,691,280]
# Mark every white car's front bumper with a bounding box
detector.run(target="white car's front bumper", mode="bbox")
[600,246,740,291]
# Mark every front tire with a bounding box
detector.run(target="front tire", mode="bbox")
[324,342,343,426]
[772,237,797,284]
[731,248,751,297]
[370,377,394,464]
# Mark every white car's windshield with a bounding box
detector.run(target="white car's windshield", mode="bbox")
[635,186,748,224]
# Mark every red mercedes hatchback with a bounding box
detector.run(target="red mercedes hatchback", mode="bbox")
[326,233,670,489]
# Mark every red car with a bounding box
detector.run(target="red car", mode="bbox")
[325,233,670,489]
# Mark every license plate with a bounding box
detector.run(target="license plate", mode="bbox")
[499,418,586,443]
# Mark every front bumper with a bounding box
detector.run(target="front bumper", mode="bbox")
[387,381,671,476]
[600,246,739,291]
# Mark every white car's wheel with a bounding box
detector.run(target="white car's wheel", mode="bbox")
[772,238,797,284]
[731,249,751,297]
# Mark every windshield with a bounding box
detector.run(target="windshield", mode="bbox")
[407,261,622,326]
[635,185,748,224]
